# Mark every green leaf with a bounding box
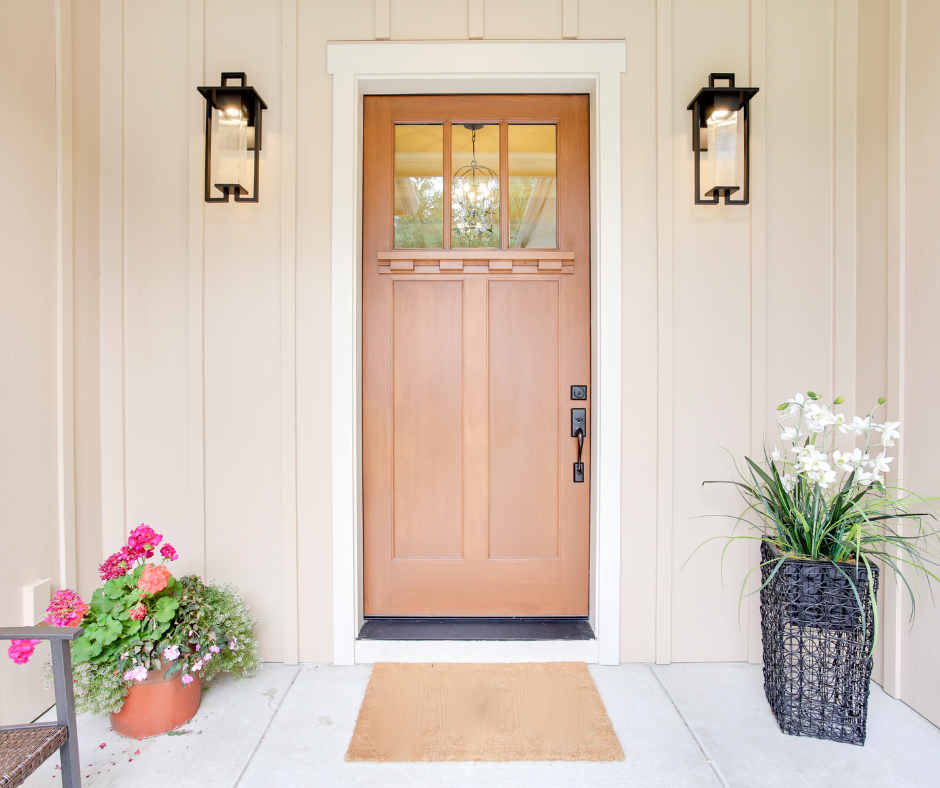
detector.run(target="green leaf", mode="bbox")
[103,578,127,600]
[71,635,102,662]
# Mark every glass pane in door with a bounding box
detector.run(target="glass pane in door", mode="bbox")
[508,125,557,249]
[394,125,444,249]
[451,124,500,248]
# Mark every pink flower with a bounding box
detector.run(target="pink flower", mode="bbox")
[128,603,147,621]
[159,543,178,561]
[44,589,89,627]
[123,666,148,682]
[137,564,171,595]
[192,660,204,672]
[126,524,162,561]
[229,637,237,650]
[163,645,181,661]
[181,674,194,685]
[7,639,41,665]
[99,548,132,580]
[209,645,220,654]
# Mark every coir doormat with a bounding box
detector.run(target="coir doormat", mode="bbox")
[345,662,625,762]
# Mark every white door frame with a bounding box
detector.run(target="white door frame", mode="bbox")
[327,41,625,666]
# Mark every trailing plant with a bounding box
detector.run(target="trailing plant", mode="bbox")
[9,524,262,713]
[701,391,940,645]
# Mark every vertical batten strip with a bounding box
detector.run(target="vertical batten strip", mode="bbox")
[883,0,908,701]
[99,0,127,558]
[833,2,858,437]
[281,0,300,666]
[468,0,483,40]
[562,0,578,39]
[746,0,768,665]
[375,0,390,40]
[187,0,207,579]
[55,0,77,590]
[832,0,858,413]
[655,0,674,666]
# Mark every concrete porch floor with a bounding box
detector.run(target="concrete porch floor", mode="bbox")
[23,662,940,788]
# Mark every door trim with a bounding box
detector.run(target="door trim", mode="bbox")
[327,40,626,665]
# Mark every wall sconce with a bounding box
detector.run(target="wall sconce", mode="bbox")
[687,73,759,205]
[197,72,267,202]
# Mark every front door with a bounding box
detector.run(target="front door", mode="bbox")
[362,95,590,616]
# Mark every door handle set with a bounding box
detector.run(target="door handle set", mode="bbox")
[571,407,586,483]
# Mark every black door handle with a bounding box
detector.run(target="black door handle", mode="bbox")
[571,408,586,483]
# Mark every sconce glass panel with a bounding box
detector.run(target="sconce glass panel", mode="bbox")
[211,104,252,198]
[702,110,742,197]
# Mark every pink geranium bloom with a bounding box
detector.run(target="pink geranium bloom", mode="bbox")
[137,564,171,595]
[44,589,89,627]
[7,639,41,665]
[159,543,178,561]
[128,603,147,621]
[99,548,132,580]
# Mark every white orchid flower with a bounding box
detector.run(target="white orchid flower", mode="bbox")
[781,473,795,493]
[873,451,893,474]
[801,450,830,474]
[805,404,833,428]
[857,470,875,486]
[771,447,782,462]
[833,450,856,473]
[849,416,871,437]
[780,426,802,443]
[879,421,901,447]
[806,468,837,488]
[830,412,846,431]
[787,393,807,407]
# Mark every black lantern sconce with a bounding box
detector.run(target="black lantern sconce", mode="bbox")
[197,72,267,202]
[687,73,759,205]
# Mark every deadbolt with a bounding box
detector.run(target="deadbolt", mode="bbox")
[571,385,587,401]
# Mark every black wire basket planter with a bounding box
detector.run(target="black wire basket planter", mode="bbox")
[760,540,880,745]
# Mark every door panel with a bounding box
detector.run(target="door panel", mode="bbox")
[392,280,464,560]
[488,280,559,560]
[363,94,590,616]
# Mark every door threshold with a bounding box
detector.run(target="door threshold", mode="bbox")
[358,617,595,641]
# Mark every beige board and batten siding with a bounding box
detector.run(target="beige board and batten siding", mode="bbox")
[3,0,940,729]
[0,0,59,725]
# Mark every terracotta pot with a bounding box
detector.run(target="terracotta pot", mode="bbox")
[110,661,202,739]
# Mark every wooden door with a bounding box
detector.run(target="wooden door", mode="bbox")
[363,95,590,616]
